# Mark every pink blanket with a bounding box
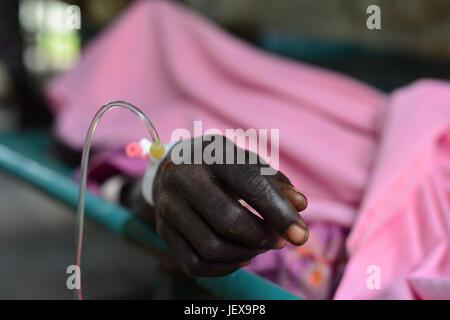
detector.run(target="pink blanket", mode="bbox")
[46,0,450,299]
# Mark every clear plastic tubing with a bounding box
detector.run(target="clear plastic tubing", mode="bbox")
[75,101,162,300]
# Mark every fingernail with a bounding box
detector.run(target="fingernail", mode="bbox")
[239,260,251,268]
[274,238,287,250]
[284,224,308,245]
[289,186,308,210]
[296,217,308,230]
[289,186,307,200]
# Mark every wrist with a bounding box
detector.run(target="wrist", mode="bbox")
[141,140,179,206]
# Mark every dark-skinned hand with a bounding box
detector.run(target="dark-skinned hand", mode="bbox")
[147,135,308,277]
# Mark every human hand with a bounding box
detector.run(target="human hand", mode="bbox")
[151,135,308,276]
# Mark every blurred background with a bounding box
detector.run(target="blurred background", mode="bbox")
[0,0,449,299]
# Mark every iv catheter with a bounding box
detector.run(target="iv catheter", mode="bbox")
[75,101,164,300]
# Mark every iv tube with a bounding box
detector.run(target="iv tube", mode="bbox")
[75,101,163,300]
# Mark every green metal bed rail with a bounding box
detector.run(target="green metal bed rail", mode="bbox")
[0,130,300,300]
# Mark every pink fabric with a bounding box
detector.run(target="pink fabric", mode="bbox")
[335,81,450,299]
[46,0,450,299]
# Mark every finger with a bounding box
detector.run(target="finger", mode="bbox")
[212,164,309,245]
[159,194,261,262]
[270,179,308,212]
[156,218,249,277]
[175,168,283,250]
[241,145,308,212]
